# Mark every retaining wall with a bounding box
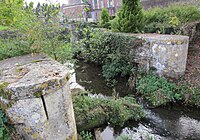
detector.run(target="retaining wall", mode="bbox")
[132,34,189,79]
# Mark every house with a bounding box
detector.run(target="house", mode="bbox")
[61,0,122,21]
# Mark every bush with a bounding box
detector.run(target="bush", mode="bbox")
[76,29,142,79]
[143,4,200,34]
[73,94,144,128]
[0,37,31,60]
[117,0,143,33]
[136,74,183,106]
[110,16,120,32]
[100,8,110,29]
[136,74,200,107]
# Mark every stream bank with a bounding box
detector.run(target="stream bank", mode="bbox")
[75,60,200,140]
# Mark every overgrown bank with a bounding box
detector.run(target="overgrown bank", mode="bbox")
[73,93,144,131]
[75,28,200,108]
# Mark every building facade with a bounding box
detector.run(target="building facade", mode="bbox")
[61,0,122,21]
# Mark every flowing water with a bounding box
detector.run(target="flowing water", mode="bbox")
[75,61,200,140]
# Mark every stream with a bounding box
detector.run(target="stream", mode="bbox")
[75,61,200,140]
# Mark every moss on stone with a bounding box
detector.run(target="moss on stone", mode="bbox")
[15,67,23,73]
[0,82,12,100]
[31,60,44,63]
[33,91,42,98]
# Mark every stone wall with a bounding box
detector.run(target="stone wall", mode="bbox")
[131,34,189,79]
[0,54,77,140]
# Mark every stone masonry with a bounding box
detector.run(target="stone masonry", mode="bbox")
[0,54,77,140]
[135,34,189,79]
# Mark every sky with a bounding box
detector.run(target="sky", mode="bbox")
[25,0,68,6]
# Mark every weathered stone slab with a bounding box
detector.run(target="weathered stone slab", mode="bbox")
[0,54,77,140]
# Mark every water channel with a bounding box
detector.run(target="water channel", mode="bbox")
[75,61,200,140]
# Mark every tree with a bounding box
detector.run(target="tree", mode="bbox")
[118,0,143,33]
[0,0,24,25]
[100,8,110,28]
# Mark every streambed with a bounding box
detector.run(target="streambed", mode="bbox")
[75,61,200,140]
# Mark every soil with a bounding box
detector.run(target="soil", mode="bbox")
[178,22,200,88]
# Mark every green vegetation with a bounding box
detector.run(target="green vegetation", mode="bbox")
[78,131,93,140]
[100,8,110,28]
[0,82,11,100]
[0,26,8,31]
[143,4,200,34]
[137,74,182,106]
[0,1,72,63]
[117,0,143,33]
[0,37,31,60]
[76,29,142,80]
[0,0,24,26]
[73,93,144,130]
[137,74,200,107]
[0,109,14,140]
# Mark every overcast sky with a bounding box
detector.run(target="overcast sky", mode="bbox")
[25,0,68,6]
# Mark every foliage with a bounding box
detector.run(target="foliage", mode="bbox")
[73,94,144,128]
[79,131,93,140]
[0,37,31,60]
[110,16,120,32]
[0,0,24,26]
[100,8,110,29]
[0,110,13,140]
[143,4,200,34]
[136,74,200,107]
[117,0,143,33]
[0,1,72,63]
[185,88,200,107]
[0,26,8,31]
[136,74,183,106]
[76,29,141,80]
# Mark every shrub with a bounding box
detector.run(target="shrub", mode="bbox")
[143,4,200,34]
[110,16,120,32]
[73,94,144,127]
[0,37,31,60]
[76,29,142,79]
[136,74,200,107]
[100,8,110,28]
[117,0,143,33]
[136,74,183,106]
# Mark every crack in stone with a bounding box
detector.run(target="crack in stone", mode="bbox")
[41,95,49,120]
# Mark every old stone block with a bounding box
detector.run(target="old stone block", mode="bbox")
[135,34,189,79]
[0,54,77,140]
